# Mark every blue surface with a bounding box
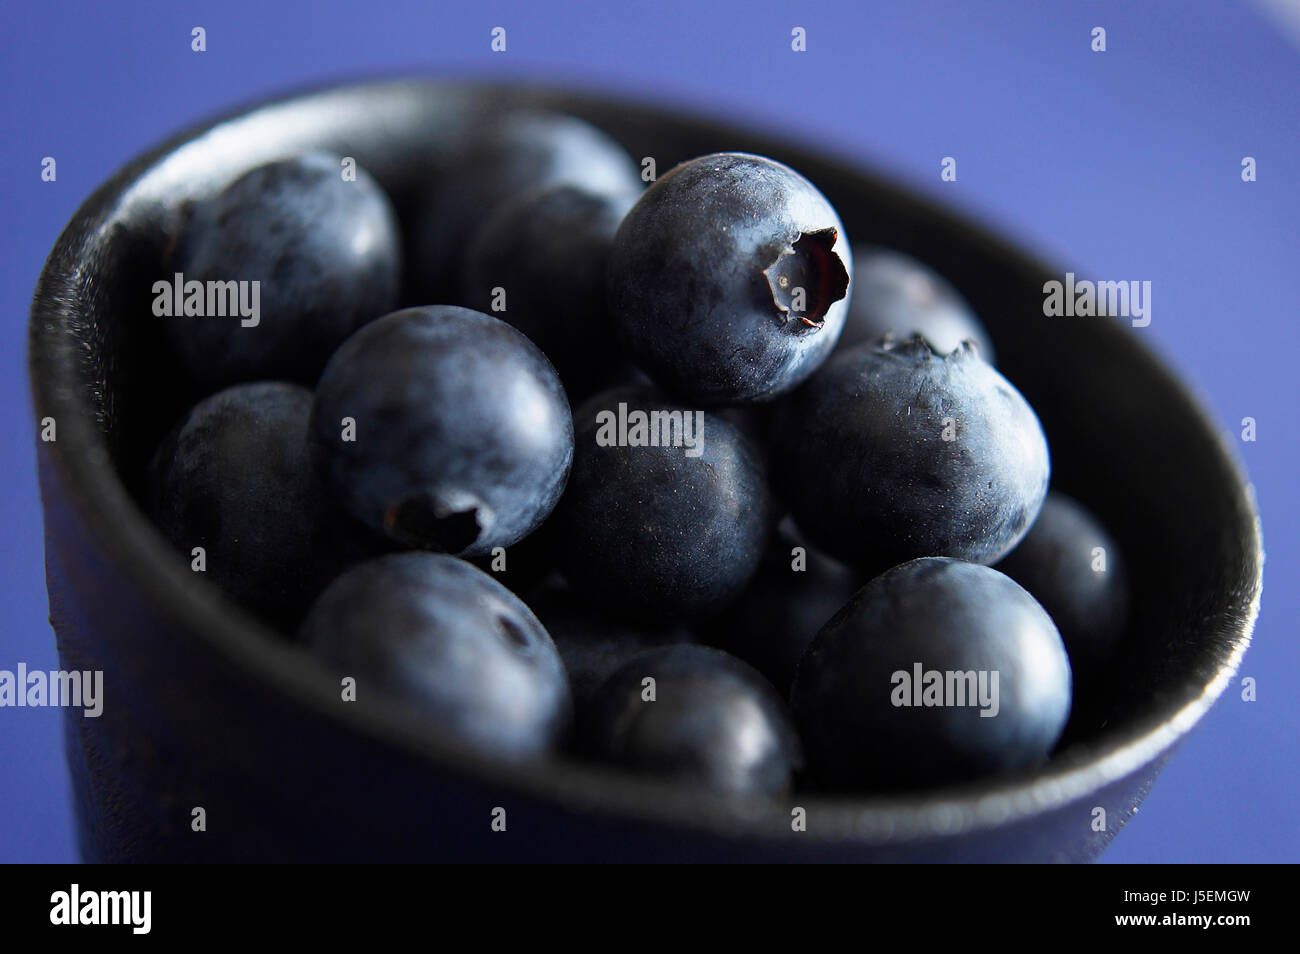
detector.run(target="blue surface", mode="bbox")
[1,0,1295,863]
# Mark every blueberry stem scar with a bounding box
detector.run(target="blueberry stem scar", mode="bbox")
[383,493,492,553]
[763,227,849,330]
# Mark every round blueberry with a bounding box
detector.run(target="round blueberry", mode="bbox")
[148,381,387,628]
[299,553,570,760]
[994,491,1129,677]
[164,152,400,388]
[585,645,802,796]
[528,585,695,710]
[412,110,642,301]
[791,558,1071,791]
[702,519,863,697]
[463,184,641,403]
[839,247,995,363]
[311,306,574,558]
[771,335,1050,572]
[607,152,852,404]
[555,383,773,622]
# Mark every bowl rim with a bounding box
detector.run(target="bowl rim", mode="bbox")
[28,74,1264,845]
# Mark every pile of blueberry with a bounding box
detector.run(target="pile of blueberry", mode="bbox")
[147,110,1128,797]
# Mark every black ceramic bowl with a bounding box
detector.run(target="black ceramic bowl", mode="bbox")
[29,78,1262,862]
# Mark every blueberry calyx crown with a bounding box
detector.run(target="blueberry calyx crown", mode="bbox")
[382,491,494,554]
[878,332,980,360]
[763,228,849,332]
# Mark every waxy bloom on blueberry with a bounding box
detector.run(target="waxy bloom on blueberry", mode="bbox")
[163,152,401,389]
[586,645,802,796]
[608,153,852,404]
[299,553,571,760]
[792,558,1071,791]
[311,306,574,558]
[771,335,1049,573]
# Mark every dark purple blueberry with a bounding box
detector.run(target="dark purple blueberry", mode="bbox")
[838,247,994,362]
[411,111,642,301]
[163,152,400,388]
[791,558,1071,791]
[994,491,1129,677]
[771,335,1049,572]
[148,381,387,628]
[554,384,773,622]
[299,552,570,760]
[310,306,574,558]
[463,184,641,403]
[607,152,851,403]
[586,645,801,796]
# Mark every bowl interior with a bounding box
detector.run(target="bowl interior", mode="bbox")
[30,78,1261,840]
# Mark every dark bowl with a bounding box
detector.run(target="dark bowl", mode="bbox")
[29,77,1262,862]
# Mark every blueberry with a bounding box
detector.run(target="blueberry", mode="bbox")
[463,184,640,402]
[791,558,1071,791]
[311,306,574,558]
[607,152,852,403]
[164,152,401,388]
[412,111,642,301]
[702,518,863,697]
[528,585,695,710]
[771,335,1049,572]
[555,383,773,622]
[585,645,801,796]
[994,491,1129,677]
[839,247,994,363]
[148,381,387,628]
[299,552,570,760]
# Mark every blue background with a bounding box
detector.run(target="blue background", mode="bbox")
[2,0,1296,862]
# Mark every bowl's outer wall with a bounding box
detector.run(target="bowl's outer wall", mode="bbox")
[31,81,1260,861]
[40,455,1165,862]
